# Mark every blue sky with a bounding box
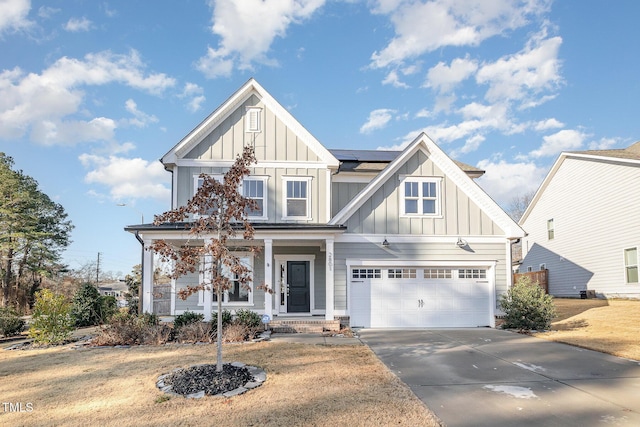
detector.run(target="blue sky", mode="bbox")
[1,0,639,277]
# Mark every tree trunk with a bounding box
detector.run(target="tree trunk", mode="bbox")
[2,247,13,307]
[217,287,223,372]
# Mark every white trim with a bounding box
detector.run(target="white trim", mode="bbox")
[162,78,339,168]
[274,254,315,314]
[399,175,443,217]
[176,159,330,169]
[329,133,525,239]
[281,176,313,220]
[623,246,639,284]
[243,176,269,220]
[199,252,255,309]
[325,239,334,320]
[245,107,262,133]
[325,170,331,223]
[336,233,508,244]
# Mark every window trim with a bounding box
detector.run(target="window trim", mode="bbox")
[624,247,639,284]
[199,253,254,306]
[245,107,262,133]
[282,176,312,220]
[193,174,269,220]
[399,176,442,217]
[547,218,555,240]
[243,176,269,221]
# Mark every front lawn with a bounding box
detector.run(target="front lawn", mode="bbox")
[534,298,640,360]
[0,341,442,426]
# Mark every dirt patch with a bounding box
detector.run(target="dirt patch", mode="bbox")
[535,298,640,361]
[0,341,442,426]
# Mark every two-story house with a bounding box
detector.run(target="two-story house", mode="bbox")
[519,142,640,298]
[126,79,525,328]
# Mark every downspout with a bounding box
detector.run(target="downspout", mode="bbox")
[135,230,144,315]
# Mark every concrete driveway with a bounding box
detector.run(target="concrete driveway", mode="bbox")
[359,328,640,427]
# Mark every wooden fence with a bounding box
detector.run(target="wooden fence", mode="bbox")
[513,269,549,294]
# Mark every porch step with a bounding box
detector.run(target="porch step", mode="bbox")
[268,319,340,334]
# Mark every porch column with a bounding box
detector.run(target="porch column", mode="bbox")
[325,238,334,321]
[264,239,273,318]
[202,238,213,321]
[142,239,154,314]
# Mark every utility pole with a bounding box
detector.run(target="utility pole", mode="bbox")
[96,252,101,285]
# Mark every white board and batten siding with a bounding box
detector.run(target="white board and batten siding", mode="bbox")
[520,156,640,297]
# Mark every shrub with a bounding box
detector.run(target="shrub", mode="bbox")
[93,312,170,346]
[211,310,233,331]
[174,311,205,329]
[71,283,115,327]
[234,309,261,329]
[29,289,74,345]
[176,322,213,343]
[500,277,556,331]
[222,323,250,342]
[0,307,25,337]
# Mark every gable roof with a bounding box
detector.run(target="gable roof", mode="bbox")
[161,78,339,168]
[330,149,485,177]
[520,141,640,224]
[329,133,525,238]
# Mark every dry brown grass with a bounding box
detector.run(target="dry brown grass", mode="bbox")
[0,341,441,427]
[535,298,640,361]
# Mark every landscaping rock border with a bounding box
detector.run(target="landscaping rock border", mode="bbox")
[156,362,266,399]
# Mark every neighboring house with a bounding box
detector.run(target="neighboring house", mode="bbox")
[519,142,640,298]
[98,281,129,307]
[126,79,524,328]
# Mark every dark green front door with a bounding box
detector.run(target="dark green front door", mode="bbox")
[287,261,310,312]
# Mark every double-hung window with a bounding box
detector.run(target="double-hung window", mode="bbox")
[547,219,555,240]
[200,254,254,305]
[283,177,311,219]
[243,177,268,220]
[194,175,268,220]
[400,177,441,216]
[624,247,638,284]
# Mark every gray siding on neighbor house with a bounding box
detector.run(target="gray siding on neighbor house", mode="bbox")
[344,151,502,236]
[520,156,640,297]
[333,241,508,311]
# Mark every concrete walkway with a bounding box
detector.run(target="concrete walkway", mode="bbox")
[359,328,640,427]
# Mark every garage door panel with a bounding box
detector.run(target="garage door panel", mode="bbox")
[350,265,491,328]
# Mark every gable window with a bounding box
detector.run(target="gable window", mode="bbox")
[283,177,311,219]
[400,177,441,216]
[547,219,555,240]
[245,107,262,133]
[243,177,268,220]
[624,247,638,283]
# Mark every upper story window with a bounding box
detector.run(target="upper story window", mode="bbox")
[194,175,268,220]
[400,176,442,217]
[547,219,555,240]
[243,177,268,220]
[624,247,638,283]
[245,107,262,133]
[282,177,312,219]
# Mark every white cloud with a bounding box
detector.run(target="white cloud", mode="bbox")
[588,137,619,150]
[360,108,397,134]
[38,6,59,19]
[0,0,33,34]
[476,29,563,105]
[425,56,478,93]
[79,154,170,201]
[529,129,586,158]
[534,118,564,131]
[450,134,485,157]
[179,82,206,112]
[370,0,550,68]
[382,70,409,88]
[0,50,175,144]
[63,17,92,32]
[476,158,548,206]
[197,0,326,78]
[123,99,158,128]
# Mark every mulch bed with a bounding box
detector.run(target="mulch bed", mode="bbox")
[164,364,254,396]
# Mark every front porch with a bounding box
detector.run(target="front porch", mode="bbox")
[268,316,342,333]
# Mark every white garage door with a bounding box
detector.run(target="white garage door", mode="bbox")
[350,266,491,328]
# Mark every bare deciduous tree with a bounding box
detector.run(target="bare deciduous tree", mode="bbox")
[506,190,536,222]
[151,145,258,372]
